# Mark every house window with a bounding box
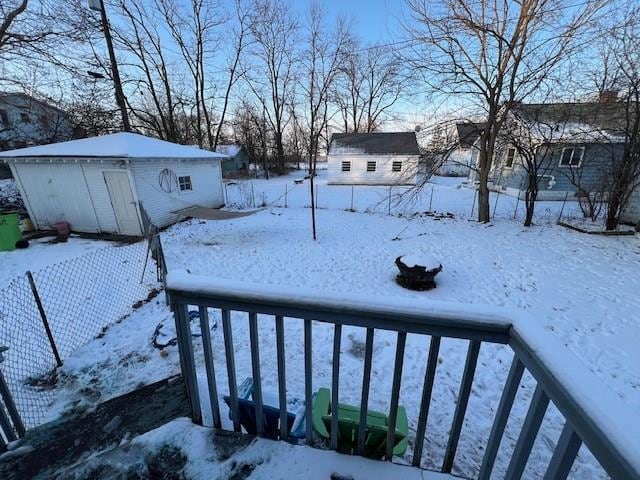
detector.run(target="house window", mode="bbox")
[0,109,8,126]
[367,161,376,172]
[505,148,516,168]
[559,147,584,167]
[341,161,351,172]
[20,113,30,124]
[392,161,402,172]
[178,175,192,191]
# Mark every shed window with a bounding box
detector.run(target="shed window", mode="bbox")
[559,147,584,167]
[392,161,402,172]
[505,148,516,168]
[367,161,376,172]
[341,161,351,172]
[178,175,192,191]
[20,113,30,124]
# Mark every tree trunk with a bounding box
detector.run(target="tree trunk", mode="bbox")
[524,181,538,227]
[605,192,621,231]
[477,145,491,222]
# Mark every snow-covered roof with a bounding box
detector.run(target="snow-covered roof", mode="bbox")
[0,132,228,159]
[215,144,242,156]
[330,132,421,155]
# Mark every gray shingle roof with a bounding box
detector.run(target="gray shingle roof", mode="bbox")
[513,102,628,134]
[330,132,420,155]
[455,122,486,148]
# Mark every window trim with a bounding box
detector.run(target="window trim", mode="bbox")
[341,161,351,172]
[558,146,585,168]
[392,161,402,172]
[504,148,516,169]
[178,175,193,192]
[366,161,377,172]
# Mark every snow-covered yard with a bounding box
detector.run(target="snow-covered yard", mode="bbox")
[3,173,639,478]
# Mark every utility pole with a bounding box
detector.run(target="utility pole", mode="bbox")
[90,0,131,132]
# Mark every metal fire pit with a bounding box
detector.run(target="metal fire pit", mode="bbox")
[395,255,442,291]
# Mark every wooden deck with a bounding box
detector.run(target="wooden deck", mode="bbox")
[0,375,190,479]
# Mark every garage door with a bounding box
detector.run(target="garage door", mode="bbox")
[14,163,99,232]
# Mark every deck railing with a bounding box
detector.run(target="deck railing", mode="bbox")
[166,272,639,480]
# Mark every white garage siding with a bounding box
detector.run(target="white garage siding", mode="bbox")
[11,162,101,232]
[327,154,419,185]
[129,159,224,228]
[80,162,124,234]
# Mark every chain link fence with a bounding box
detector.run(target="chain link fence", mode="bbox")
[0,240,160,430]
[225,179,592,223]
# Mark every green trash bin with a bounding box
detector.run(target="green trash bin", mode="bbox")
[0,213,21,252]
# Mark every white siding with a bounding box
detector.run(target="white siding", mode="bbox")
[11,162,100,232]
[80,162,122,233]
[327,154,419,185]
[437,148,473,176]
[622,188,640,225]
[130,159,224,228]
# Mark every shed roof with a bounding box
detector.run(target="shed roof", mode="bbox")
[455,122,486,148]
[215,144,242,156]
[0,132,227,159]
[330,132,420,155]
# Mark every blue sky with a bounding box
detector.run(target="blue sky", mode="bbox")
[289,0,405,46]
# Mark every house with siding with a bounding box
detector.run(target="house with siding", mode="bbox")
[622,189,640,226]
[327,132,421,185]
[437,122,484,177]
[0,92,77,178]
[489,97,627,200]
[0,132,227,236]
[215,144,250,177]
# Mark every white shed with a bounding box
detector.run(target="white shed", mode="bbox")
[0,132,227,236]
[327,132,421,185]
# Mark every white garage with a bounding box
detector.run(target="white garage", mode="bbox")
[0,132,227,236]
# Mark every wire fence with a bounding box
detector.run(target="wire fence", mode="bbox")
[224,178,594,224]
[0,240,160,430]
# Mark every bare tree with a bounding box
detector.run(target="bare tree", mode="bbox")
[598,10,640,230]
[499,106,564,226]
[157,0,225,148]
[404,0,603,222]
[213,0,253,150]
[300,1,352,239]
[246,0,298,173]
[334,45,405,133]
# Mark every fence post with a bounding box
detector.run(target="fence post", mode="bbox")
[429,186,434,212]
[285,184,288,208]
[350,186,354,211]
[557,192,569,223]
[470,190,477,218]
[251,183,256,208]
[388,186,392,215]
[513,193,521,220]
[0,348,26,438]
[26,271,62,368]
[492,191,501,219]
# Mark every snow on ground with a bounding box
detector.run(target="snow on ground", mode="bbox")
[0,235,110,288]
[63,418,452,480]
[10,172,639,478]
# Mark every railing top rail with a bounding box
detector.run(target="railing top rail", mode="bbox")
[166,271,512,343]
[165,271,640,478]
